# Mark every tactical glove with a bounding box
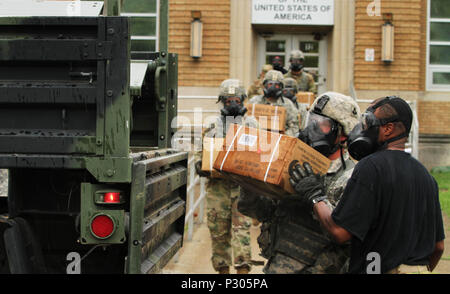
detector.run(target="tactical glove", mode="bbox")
[288,160,328,206]
[195,160,211,178]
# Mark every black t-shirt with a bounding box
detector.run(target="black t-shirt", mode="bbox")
[332,150,445,274]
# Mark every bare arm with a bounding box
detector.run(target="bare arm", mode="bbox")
[428,240,444,272]
[313,201,352,244]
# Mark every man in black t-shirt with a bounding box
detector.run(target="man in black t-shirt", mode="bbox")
[289,96,445,274]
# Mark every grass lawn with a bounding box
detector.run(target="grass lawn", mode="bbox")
[432,172,450,217]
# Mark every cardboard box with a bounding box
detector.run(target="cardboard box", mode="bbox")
[296,92,315,106]
[201,137,225,178]
[245,103,287,133]
[213,124,331,199]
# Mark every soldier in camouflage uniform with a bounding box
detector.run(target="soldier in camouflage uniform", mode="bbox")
[248,70,300,137]
[0,169,7,197]
[195,79,257,274]
[284,50,317,94]
[238,92,361,274]
[247,64,273,100]
[283,77,309,130]
[271,56,287,75]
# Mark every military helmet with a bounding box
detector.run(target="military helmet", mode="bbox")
[289,50,305,61]
[263,70,284,85]
[310,92,361,136]
[261,64,273,74]
[282,77,298,91]
[218,78,247,103]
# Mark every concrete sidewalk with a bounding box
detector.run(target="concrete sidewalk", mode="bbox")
[163,211,450,274]
[163,214,266,274]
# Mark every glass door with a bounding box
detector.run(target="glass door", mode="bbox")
[258,34,328,94]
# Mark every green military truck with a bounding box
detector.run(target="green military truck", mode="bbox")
[0,0,187,274]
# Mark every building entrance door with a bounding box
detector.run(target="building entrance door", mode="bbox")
[258,34,328,94]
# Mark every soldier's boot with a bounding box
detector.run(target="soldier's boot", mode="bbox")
[218,266,230,274]
[236,266,250,274]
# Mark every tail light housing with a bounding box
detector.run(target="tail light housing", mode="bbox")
[94,190,124,205]
[90,214,116,239]
[81,183,126,244]
[103,192,121,204]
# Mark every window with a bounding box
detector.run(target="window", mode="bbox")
[120,0,159,52]
[265,40,286,65]
[299,40,320,82]
[427,0,450,90]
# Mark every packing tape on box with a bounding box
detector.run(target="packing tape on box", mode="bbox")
[220,125,244,171]
[272,106,278,131]
[264,134,283,183]
[209,138,214,171]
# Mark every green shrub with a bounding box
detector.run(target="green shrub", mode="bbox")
[432,172,450,218]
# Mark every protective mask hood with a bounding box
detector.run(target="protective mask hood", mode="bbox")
[220,101,247,117]
[347,97,410,161]
[347,122,380,161]
[263,83,282,99]
[282,88,297,101]
[290,63,304,72]
[299,112,340,157]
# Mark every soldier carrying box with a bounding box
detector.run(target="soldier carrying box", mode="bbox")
[194,79,258,274]
[248,70,300,138]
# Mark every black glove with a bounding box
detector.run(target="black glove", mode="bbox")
[195,160,210,178]
[238,188,276,222]
[288,160,327,206]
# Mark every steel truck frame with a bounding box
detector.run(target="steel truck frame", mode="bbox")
[0,1,186,274]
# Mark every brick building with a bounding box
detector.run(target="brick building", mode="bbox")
[169,0,450,169]
[13,0,448,168]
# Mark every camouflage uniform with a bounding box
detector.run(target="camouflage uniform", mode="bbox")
[248,95,299,137]
[284,70,317,94]
[200,114,258,272]
[284,50,317,94]
[283,77,308,130]
[247,64,273,100]
[0,169,8,197]
[239,153,354,274]
[294,102,309,130]
[238,92,361,274]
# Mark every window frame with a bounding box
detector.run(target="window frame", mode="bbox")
[426,0,450,91]
[120,0,160,52]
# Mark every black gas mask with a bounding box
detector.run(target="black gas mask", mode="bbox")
[220,97,247,117]
[290,59,304,72]
[282,87,297,102]
[263,81,283,99]
[299,112,340,157]
[347,97,410,161]
[272,57,284,71]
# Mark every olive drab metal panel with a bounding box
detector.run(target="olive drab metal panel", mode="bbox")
[0,17,131,183]
[126,149,187,274]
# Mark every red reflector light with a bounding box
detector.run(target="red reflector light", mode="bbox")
[91,215,115,239]
[104,192,121,204]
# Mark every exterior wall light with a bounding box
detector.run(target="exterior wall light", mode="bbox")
[190,11,203,59]
[381,13,394,64]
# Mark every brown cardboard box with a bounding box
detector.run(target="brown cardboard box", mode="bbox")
[202,137,225,178]
[213,124,331,199]
[296,92,315,106]
[245,103,287,133]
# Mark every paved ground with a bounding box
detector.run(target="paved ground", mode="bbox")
[162,214,265,274]
[163,198,450,274]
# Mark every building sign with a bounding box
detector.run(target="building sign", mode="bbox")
[365,48,375,62]
[252,0,334,26]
